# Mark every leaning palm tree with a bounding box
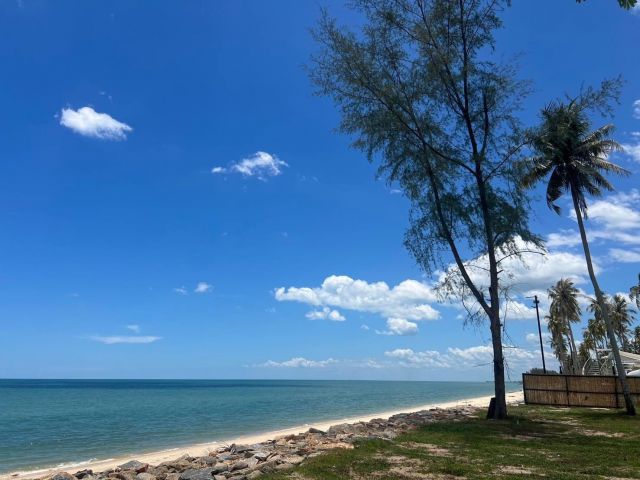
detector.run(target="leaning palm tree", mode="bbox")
[548,279,582,374]
[547,314,570,374]
[523,99,635,414]
[611,294,636,349]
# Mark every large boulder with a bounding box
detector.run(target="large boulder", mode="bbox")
[118,461,148,474]
[178,469,215,480]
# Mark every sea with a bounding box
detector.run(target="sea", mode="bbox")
[0,379,521,474]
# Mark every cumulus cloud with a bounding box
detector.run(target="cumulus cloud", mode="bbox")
[376,318,419,336]
[549,190,640,249]
[384,344,537,370]
[60,106,132,140]
[126,324,140,333]
[622,141,640,163]
[89,335,161,345]
[276,275,439,320]
[442,236,591,299]
[258,357,337,368]
[305,307,346,321]
[173,286,188,295]
[194,282,213,294]
[634,99,640,118]
[609,248,640,263]
[212,151,287,180]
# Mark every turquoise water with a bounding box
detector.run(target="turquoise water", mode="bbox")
[0,380,520,474]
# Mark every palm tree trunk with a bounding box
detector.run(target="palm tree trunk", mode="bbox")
[566,325,580,374]
[572,189,636,415]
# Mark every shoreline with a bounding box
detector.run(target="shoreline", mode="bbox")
[2,390,524,480]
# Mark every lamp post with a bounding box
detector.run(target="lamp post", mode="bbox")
[532,295,546,374]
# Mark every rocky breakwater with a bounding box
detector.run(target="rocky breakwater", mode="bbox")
[43,406,477,480]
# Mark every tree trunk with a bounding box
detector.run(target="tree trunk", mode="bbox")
[566,325,580,374]
[489,304,507,419]
[572,189,636,415]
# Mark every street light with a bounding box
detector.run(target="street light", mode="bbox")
[527,295,547,374]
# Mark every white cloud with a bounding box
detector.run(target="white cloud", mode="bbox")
[126,325,140,333]
[174,286,188,295]
[258,357,337,368]
[60,106,132,140]
[376,318,419,336]
[305,307,346,321]
[212,151,287,180]
[384,344,536,370]
[621,141,640,163]
[442,236,591,298]
[194,282,213,294]
[633,99,640,118]
[547,230,583,248]
[609,248,640,263]
[526,332,551,344]
[555,190,640,249]
[361,324,370,331]
[275,275,439,323]
[89,335,161,345]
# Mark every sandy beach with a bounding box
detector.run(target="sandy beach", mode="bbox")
[3,390,524,480]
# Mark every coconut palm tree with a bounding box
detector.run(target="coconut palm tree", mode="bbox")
[587,298,609,349]
[523,99,635,414]
[630,274,640,310]
[547,314,570,374]
[548,279,582,374]
[611,294,636,349]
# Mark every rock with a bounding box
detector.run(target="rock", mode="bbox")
[198,457,217,466]
[50,473,77,480]
[109,472,136,480]
[118,462,148,474]
[281,455,304,465]
[178,469,215,480]
[136,474,156,480]
[247,472,262,480]
[252,452,269,462]
[307,427,325,435]
[230,461,248,472]
[74,470,93,479]
[229,444,252,454]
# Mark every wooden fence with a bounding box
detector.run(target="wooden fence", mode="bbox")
[522,373,640,408]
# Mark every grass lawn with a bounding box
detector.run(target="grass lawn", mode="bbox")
[262,404,640,480]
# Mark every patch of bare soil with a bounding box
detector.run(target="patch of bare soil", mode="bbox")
[497,466,535,475]
[577,429,625,438]
[402,442,453,457]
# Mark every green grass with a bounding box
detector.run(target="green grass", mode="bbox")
[261,404,640,479]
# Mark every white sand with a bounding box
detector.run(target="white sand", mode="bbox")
[3,390,524,480]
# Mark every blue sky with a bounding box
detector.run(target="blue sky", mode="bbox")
[0,1,639,381]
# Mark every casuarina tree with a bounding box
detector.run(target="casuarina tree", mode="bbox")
[310,0,540,419]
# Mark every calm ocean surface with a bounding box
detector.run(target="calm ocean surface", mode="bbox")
[0,379,520,474]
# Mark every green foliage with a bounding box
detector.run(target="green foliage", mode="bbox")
[631,274,640,309]
[309,0,540,316]
[522,84,630,217]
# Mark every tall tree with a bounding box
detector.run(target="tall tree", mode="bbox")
[547,313,570,374]
[310,0,540,419]
[523,94,635,415]
[630,274,640,309]
[611,293,636,349]
[586,304,607,350]
[548,279,582,374]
